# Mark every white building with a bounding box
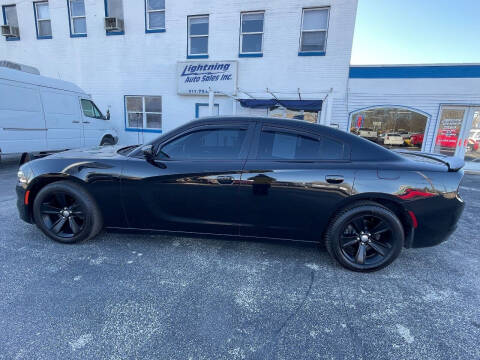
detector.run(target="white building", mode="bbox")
[1,0,479,169]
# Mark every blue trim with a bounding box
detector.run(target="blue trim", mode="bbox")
[104,0,124,36]
[33,1,52,40]
[195,103,219,118]
[349,65,480,79]
[187,54,209,59]
[239,53,263,58]
[66,0,87,38]
[125,128,162,133]
[2,5,20,41]
[298,51,326,56]
[145,28,166,33]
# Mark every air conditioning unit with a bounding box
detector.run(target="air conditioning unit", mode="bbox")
[104,17,124,31]
[1,25,19,38]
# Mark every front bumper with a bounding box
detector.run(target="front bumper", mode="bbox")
[16,184,33,224]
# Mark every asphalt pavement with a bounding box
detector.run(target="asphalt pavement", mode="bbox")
[0,160,479,360]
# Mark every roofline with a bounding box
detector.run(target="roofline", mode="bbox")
[349,64,480,79]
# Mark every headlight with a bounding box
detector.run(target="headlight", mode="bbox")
[17,170,28,184]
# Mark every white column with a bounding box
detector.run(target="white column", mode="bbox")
[208,89,215,116]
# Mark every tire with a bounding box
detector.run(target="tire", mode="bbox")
[100,136,115,146]
[33,181,103,244]
[325,201,404,272]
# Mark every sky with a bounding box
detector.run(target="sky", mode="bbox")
[351,0,480,65]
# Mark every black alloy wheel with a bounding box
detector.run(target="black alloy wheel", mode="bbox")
[33,181,103,243]
[325,202,404,272]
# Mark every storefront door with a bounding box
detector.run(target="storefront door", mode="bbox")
[433,106,479,162]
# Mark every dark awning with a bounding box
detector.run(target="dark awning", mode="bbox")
[239,99,323,111]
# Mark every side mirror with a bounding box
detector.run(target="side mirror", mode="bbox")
[141,144,155,160]
[104,109,111,120]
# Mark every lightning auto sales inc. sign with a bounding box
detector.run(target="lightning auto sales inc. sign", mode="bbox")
[177,61,238,95]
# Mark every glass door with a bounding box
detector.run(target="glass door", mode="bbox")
[464,108,480,170]
[433,106,469,157]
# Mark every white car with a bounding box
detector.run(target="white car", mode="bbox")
[383,133,404,146]
[0,62,117,160]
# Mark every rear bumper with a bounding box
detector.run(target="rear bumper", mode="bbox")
[410,194,465,248]
[16,184,33,223]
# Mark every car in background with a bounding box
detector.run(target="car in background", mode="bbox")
[16,117,465,272]
[384,133,405,146]
[409,133,424,147]
[468,129,480,152]
[397,130,412,140]
[358,128,377,141]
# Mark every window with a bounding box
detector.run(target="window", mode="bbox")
[125,96,162,131]
[145,0,165,32]
[2,5,20,40]
[299,8,329,55]
[81,99,104,119]
[240,11,264,56]
[257,130,343,160]
[68,0,87,37]
[188,15,208,57]
[34,2,52,39]
[161,128,247,159]
[105,0,124,35]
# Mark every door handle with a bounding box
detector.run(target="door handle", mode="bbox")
[82,121,90,124]
[72,120,80,123]
[217,175,234,185]
[325,175,344,184]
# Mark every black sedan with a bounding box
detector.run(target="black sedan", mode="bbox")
[16,117,465,271]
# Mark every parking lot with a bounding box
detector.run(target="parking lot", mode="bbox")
[0,160,479,360]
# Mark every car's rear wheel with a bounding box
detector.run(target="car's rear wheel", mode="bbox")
[33,181,103,244]
[325,202,404,272]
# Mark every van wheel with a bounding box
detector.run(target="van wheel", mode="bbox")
[100,136,115,146]
[325,201,404,272]
[33,181,103,244]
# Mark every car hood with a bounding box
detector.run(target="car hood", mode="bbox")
[46,145,126,160]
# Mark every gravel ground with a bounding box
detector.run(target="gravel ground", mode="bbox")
[0,161,479,360]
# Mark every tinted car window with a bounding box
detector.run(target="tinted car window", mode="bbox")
[258,130,343,160]
[161,128,247,159]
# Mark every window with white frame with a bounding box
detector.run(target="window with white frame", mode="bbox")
[126,96,162,130]
[2,5,20,38]
[68,0,87,35]
[240,11,264,54]
[188,15,209,56]
[299,8,329,53]
[34,1,52,38]
[146,0,165,30]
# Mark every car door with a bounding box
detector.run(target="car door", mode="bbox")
[237,123,355,241]
[121,121,255,236]
[80,98,108,147]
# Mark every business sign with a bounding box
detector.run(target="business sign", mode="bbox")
[177,61,237,96]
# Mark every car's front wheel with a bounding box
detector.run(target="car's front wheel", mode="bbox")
[33,181,103,243]
[325,202,404,272]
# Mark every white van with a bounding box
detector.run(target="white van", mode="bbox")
[0,62,117,160]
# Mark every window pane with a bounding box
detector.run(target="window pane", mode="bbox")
[242,13,263,33]
[146,113,162,129]
[128,113,143,128]
[162,129,246,159]
[36,3,50,20]
[81,99,95,117]
[189,17,208,36]
[38,20,52,36]
[5,6,19,27]
[242,33,262,53]
[148,0,165,10]
[301,31,326,51]
[73,17,87,34]
[148,11,165,29]
[303,9,328,30]
[107,0,123,19]
[321,137,343,160]
[126,97,143,112]
[258,131,321,160]
[190,36,208,54]
[70,0,85,16]
[145,96,162,112]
